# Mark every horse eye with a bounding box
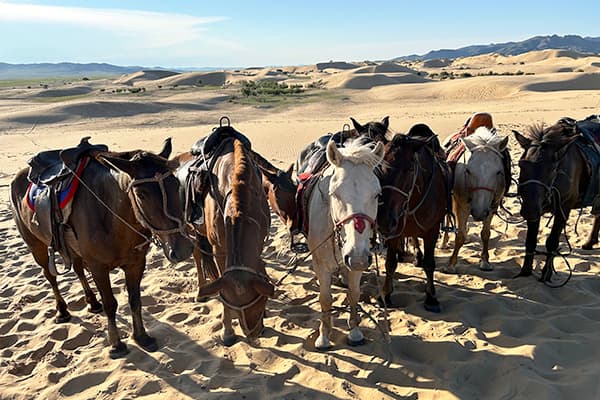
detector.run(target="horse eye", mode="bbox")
[465,169,471,175]
[496,170,503,175]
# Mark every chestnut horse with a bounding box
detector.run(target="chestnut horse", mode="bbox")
[177,129,273,346]
[305,138,384,350]
[378,124,450,312]
[10,139,193,358]
[514,117,600,282]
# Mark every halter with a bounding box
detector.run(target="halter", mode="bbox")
[217,266,271,335]
[127,170,187,243]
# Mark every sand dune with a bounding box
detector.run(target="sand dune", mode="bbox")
[2,49,600,399]
[34,86,94,98]
[355,62,418,74]
[316,61,360,70]
[115,70,180,85]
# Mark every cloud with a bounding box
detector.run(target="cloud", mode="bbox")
[0,2,227,48]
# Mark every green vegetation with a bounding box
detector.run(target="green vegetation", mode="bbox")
[240,80,304,97]
[229,80,338,108]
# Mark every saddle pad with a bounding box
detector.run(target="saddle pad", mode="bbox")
[26,156,89,212]
[295,172,320,236]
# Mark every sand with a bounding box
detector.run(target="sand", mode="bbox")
[1,50,600,399]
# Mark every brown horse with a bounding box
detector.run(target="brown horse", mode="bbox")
[177,129,273,346]
[10,139,193,358]
[514,116,600,282]
[251,150,297,232]
[377,124,450,312]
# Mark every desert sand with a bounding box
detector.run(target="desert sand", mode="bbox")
[1,50,600,399]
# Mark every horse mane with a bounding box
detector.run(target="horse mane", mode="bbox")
[524,120,578,146]
[230,139,253,223]
[337,138,382,169]
[469,126,504,148]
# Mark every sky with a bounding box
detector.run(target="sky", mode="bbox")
[1,0,599,68]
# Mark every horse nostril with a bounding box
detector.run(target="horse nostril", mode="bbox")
[367,255,373,265]
[344,255,351,267]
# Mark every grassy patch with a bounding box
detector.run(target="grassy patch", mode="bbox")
[229,84,342,108]
[0,75,113,88]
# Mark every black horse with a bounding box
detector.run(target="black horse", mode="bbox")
[513,116,600,282]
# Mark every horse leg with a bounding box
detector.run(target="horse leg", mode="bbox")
[124,263,157,352]
[517,219,540,277]
[422,228,441,313]
[380,239,399,307]
[221,305,237,347]
[479,214,493,271]
[542,214,567,282]
[446,203,469,273]
[72,259,102,314]
[346,270,365,346]
[89,267,128,358]
[314,266,333,350]
[582,215,600,250]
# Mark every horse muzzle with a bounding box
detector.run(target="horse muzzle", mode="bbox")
[343,253,373,271]
[162,236,194,263]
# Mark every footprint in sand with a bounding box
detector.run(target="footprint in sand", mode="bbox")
[8,361,37,376]
[0,319,18,335]
[19,309,39,320]
[167,312,188,324]
[58,371,111,396]
[61,328,94,351]
[49,350,72,368]
[0,334,18,349]
[16,321,36,332]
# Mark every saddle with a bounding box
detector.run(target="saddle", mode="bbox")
[572,116,600,212]
[296,130,354,176]
[184,125,253,225]
[26,137,108,274]
[294,171,322,237]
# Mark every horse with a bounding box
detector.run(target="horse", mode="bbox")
[513,116,600,282]
[10,139,193,358]
[176,126,273,346]
[251,150,297,233]
[377,124,451,312]
[444,127,510,272]
[296,116,390,176]
[302,138,384,350]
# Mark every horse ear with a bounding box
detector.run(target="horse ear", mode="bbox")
[461,136,476,152]
[252,277,275,298]
[285,164,294,178]
[99,155,138,176]
[158,137,172,159]
[326,140,343,167]
[496,135,509,153]
[350,117,364,132]
[381,116,390,130]
[513,130,531,149]
[372,141,385,162]
[197,278,224,298]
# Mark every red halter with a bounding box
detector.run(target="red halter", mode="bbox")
[335,213,376,234]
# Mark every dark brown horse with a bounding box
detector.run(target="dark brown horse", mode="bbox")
[514,117,600,282]
[251,150,297,232]
[176,130,273,346]
[10,139,193,358]
[377,124,450,312]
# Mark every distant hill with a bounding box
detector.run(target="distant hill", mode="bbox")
[395,35,600,61]
[0,62,144,79]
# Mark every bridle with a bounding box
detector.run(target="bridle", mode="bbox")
[127,170,188,244]
[217,265,271,335]
[466,145,505,196]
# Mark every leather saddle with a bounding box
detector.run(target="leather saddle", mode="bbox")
[26,137,107,274]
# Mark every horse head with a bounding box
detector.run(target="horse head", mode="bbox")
[350,116,390,144]
[513,121,579,221]
[99,138,193,263]
[378,133,434,236]
[255,156,297,231]
[326,139,384,271]
[462,127,509,221]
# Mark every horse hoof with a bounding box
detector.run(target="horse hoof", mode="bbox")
[479,262,493,271]
[88,303,103,314]
[55,313,71,324]
[582,243,595,250]
[223,335,238,347]
[315,335,332,351]
[109,342,129,359]
[424,302,441,313]
[377,294,395,308]
[196,295,210,303]
[135,334,158,352]
[347,337,366,346]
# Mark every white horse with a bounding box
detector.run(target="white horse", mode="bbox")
[306,138,384,350]
[445,127,509,272]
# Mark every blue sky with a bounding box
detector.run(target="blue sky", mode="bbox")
[1,0,599,67]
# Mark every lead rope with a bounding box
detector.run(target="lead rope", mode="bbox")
[371,239,391,344]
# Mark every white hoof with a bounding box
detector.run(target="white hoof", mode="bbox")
[315,334,332,350]
[479,261,493,271]
[347,327,365,346]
